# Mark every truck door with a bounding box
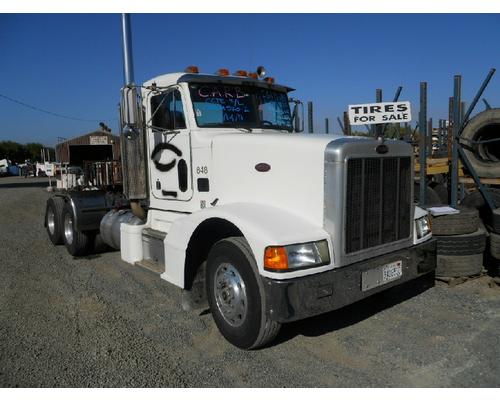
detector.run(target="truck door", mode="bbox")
[147,87,193,201]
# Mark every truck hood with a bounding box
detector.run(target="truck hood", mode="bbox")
[210,132,367,226]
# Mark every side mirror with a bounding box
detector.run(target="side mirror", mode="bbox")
[290,99,304,132]
[120,86,142,139]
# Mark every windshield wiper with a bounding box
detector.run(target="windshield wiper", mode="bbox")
[235,126,252,133]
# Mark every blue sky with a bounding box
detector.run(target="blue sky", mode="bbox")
[0,13,499,146]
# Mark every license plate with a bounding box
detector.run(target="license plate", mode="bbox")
[361,260,403,291]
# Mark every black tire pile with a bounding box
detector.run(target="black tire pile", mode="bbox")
[431,207,486,278]
[461,189,500,273]
[484,211,500,265]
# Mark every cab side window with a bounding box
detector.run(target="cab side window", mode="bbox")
[150,90,186,130]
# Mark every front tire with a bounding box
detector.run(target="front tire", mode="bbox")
[206,237,280,349]
[62,203,95,256]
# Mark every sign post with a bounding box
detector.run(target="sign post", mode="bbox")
[45,162,55,189]
[375,89,383,137]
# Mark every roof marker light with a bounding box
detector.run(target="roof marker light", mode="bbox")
[248,72,258,79]
[217,68,230,76]
[234,70,248,77]
[185,65,199,73]
[264,77,275,84]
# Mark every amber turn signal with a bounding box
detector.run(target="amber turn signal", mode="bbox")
[217,68,230,76]
[264,246,288,271]
[185,65,199,73]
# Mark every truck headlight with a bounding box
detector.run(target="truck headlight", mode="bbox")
[264,240,330,272]
[415,215,431,239]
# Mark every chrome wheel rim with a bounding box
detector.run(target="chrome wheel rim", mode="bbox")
[64,213,73,245]
[214,263,248,327]
[47,208,55,235]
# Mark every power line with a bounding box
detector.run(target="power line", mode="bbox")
[0,92,117,123]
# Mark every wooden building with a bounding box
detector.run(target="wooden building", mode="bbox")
[56,130,121,166]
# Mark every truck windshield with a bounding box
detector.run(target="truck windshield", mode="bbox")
[189,83,293,131]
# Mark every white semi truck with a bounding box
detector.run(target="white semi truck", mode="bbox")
[44,15,436,349]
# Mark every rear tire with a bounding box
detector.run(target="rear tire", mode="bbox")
[62,203,95,257]
[45,197,65,245]
[206,237,280,349]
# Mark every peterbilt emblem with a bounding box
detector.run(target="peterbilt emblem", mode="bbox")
[376,144,389,154]
[255,163,271,172]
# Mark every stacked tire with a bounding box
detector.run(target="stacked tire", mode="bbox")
[431,207,486,278]
[461,189,500,275]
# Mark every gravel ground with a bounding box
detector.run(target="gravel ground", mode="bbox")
[1,176,500,388]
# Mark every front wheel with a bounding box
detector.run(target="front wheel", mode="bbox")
[206,237,280,349]
[62,203,95,257]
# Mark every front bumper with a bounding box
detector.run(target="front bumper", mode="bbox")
[262,238,436,323]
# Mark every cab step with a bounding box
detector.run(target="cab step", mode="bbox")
[141,227,167,273]
[134,259,164,276]
[142,227,167,241]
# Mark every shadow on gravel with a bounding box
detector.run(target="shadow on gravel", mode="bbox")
[484,252,500,277]
[68,235,118,260]
[78,243,119,260]
[77,254,104,260]
[0,180,49,189]
[273,273,435,346]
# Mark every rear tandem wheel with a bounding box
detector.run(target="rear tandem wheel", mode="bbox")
[45,196,65,245]
[62,203,95,257]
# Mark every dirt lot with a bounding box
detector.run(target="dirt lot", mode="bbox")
[1,175,500,387]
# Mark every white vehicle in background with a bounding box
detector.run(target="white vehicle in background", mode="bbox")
[36,161,58,177]
[43,15,436,349]
[0,159,9,176]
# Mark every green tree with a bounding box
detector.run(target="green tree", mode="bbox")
[25,142,44,161]
[0,141,24,162]
[0,141,54,163]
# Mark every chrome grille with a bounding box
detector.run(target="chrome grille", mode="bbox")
[345,157,412,254]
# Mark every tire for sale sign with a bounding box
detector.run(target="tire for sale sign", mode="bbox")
[348,101,412,125]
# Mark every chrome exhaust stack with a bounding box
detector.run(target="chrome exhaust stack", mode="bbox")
[119,13,148,217]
